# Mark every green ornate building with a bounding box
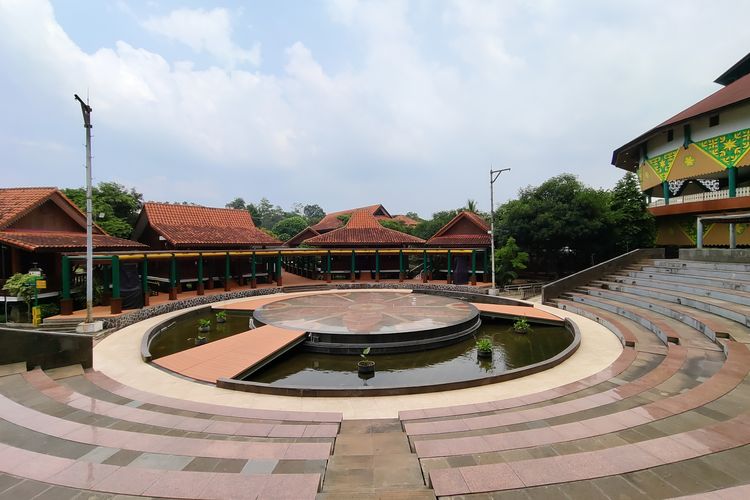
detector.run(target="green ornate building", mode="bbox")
[612,53,750,248]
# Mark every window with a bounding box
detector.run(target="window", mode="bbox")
[709,114,720,127]
[667,129,674,142]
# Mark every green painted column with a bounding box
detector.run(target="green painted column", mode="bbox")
[61,255,73,315]
[224,252,231,291]
[326,251,332,283]
[142,257,149,306]
[422,250,428,283]
[276,252,283,286]
[729,167,737,197]
[110,255,122,314]
[251,252,257,288]
[197,253,204,295]
[169,254,177,300]
[399,249,404,282]
[375,250,380,282]
[662,180,670,205]
[447,250,452,284]
[471,250,477,285]
[350,250,356,282]
[102,262,111,305]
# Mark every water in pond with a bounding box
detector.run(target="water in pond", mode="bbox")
[244,319,572,388]
[148,309,251,360]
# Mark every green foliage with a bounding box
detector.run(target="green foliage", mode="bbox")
[465,199,478,213]
[475,337,493,352]
[610,172,655,253]
[337,214,351,224]
[225,197,246,210]
[494,237,528,286]
[513,318,531,333]
[495,174,613,274]
[379,219,414,234]
[303,204,326,224]
[2,273,38,304]
[198,318,211,329]
[62,182,143,238]
[360,347,371,360]
[411,209,459,240]
[38,303,60,319]
[215,310,227,321]
[405,211,420,221]
[272,216,310,241]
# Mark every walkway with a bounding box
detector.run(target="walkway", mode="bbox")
[153,325,307,383]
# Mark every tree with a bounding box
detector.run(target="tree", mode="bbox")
[272,216,309,241]
[412,209,459,240]
[405,211,421,221]
[62,182,143,239]
[610,172,655,253]
[303,204,326,224]
[494,237,528,286]
[255,197,286,229]
[495,174,613,275]
[465,199,478,213]
[225,197,246,210]
[379,219,414,234]
[2,273,38,322]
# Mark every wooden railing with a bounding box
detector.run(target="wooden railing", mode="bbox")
[649,187,750,208]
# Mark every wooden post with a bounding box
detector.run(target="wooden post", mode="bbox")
[471,250,477,285]
[399,249,404,282]
[197,253,204,295]
[110,256,122,314]
[276,252,283,286]
[61,255,73,315]
[251,252,257,288]
[326,251,332,283]
[142,256,149,306]
[350,250,356,282]
[446,250,452,284]
[169,254,177,300]
[224,252,231,291]
[375,250,380,282]
[422,250,428,283]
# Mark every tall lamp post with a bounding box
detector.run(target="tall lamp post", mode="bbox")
[489,167,511,296]
[74,94,101,332]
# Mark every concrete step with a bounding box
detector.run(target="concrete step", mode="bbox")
[603,274,750,307]
[623,270,750,293]
[652,258,750,273]
[640,265,750,283]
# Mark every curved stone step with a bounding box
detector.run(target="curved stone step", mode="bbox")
[607,273,750,308]
[640,265,750,283]
[652,259,750,273]
[625,269,750,292]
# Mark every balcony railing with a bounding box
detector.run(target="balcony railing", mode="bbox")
[649,186,750,208]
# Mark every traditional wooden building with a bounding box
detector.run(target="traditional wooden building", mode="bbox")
[392,214,420,227]
[283,227,320,248]
[0,187,145,292]
[310,204,392,234]
[612,52,750,248]
[426,211,490,284]
[131,203,282,295]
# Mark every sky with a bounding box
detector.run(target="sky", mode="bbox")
[1,0,750,218]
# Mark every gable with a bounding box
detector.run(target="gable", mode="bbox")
[447,217,487,236]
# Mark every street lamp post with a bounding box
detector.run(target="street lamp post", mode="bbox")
[489,167,511,296]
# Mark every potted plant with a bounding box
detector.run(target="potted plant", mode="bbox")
[198,318,211,333]
[216,310,227,324]
[513,318,532,334]
[476,337,493,359]
[195,335,208,346]
[357,347,375,375]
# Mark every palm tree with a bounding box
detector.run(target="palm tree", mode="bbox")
[465,199,478,213]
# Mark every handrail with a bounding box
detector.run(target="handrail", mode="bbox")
[541,248,665,303]
[648,187,750,208]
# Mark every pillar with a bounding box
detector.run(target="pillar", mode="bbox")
[142,257,149,306]
[399,250,404,282]
[482,250,489,282]
[110,256,122,314]
[60,255,73,315]
[662,180,670,205]
[422,250,428,283]
[696,218,704,249]
[224,252,231,291]
[326,251,332,283]
[276,252,283,286]
[169,254,177,300]
[350,250,356,282]
[730,223,737,249]
[197,254,204,295]
[375,250,380,282]
[251,252,257,288]
[446,250,452,284]
[101,263,111,306]
[471,250,477,286]
[729,167,737,198]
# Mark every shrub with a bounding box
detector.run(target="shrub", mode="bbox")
[476,337,493,352]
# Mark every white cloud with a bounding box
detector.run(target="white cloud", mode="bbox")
[142,7,260,68]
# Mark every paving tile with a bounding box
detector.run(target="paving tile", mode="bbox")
[0,480,51,500]
[240,460,277,475]
[102,450,141,467]
[127,453,194,471]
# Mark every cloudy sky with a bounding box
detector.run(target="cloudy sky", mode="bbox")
[1,0,749,218]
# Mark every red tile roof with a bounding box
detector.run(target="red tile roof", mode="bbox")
[137,202,281,248]
[283,227,320,247]
[612,69,750,170]
[427,211,491,247]
[0,187,59,229]
[311,204,391,232]
[392,214,420,226]
[303,209,425,247]
[0,231,146,252]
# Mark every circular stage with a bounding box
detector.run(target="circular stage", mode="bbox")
[252,291,481,354]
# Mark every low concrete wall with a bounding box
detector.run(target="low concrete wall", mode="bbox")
[0,327,93,370]
[680,248,750,263]
[541,248,666,304]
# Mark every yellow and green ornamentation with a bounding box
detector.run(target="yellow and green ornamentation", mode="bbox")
[647,149,678,181]
[694,128,750,169]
